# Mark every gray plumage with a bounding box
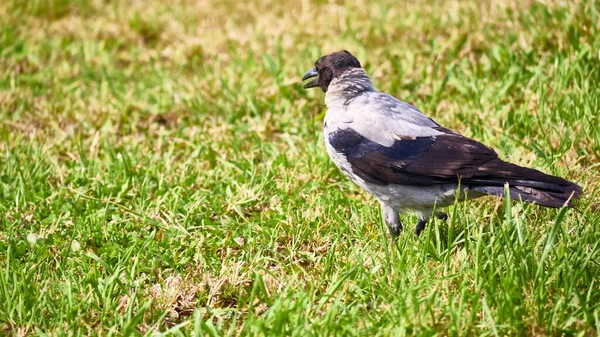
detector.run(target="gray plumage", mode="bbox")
[302,50,582,237]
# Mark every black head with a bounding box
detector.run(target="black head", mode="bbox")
[302,50,362,92]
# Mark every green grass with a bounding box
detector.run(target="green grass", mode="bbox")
[1,0,599,335]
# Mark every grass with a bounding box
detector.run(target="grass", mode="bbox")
[0,0,599,335]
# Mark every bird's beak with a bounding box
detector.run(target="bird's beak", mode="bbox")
[302,67,319,89]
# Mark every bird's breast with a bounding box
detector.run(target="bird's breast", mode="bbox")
[323,127,357,181]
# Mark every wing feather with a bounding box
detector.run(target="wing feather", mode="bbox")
[328,127,498,185]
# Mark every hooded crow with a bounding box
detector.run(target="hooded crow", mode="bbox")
[302,50,582,237]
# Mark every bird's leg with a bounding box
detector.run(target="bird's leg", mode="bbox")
[435,211,448,221]
[416,211,448,236]
[415,217,429,236]
[381,203,402,238]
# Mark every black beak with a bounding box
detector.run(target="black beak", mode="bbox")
[302,67,319,89]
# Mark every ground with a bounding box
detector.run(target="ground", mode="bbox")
[0,0,599,335]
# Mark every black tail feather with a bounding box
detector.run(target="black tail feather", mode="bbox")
[466,159,582,208]
[470,185,579,208]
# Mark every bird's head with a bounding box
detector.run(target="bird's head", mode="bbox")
[302,50,362,92]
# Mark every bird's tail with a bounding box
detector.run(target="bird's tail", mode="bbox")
[467,159,582,208]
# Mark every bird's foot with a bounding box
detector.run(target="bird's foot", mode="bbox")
[415,218,428,236]
[416,212,448,236]
[381,203,402,238]
[435,211,448,221]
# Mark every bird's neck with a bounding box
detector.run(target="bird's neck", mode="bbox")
[325,69,374,107]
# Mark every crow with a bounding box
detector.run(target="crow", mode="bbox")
[302,50,582,237]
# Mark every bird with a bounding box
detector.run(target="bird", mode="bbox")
[302,50,582,237]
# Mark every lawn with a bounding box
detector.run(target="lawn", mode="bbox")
[1,0,599,335]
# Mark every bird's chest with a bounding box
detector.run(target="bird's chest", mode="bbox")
[323,126,354,178]
[323,121,371,191]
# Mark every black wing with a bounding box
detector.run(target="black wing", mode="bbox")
[328,127,497,186]
[328,127,581,206]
